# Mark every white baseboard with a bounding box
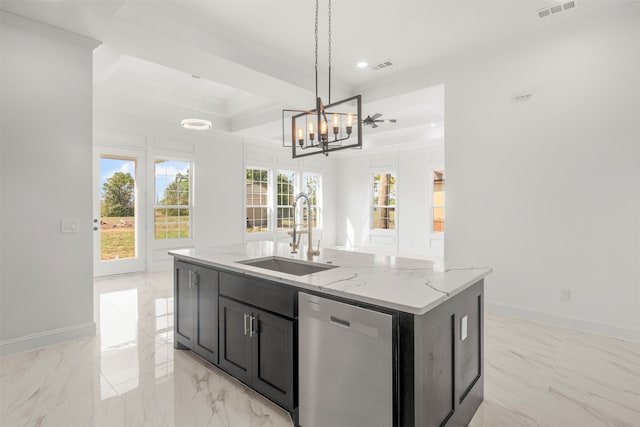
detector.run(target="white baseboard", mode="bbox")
[0,322,96,356]
[485,300,640,343]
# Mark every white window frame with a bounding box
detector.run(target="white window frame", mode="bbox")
[276,170,297,232]
[371,171,397,233]
[245,166,271,234]
[302,172,322,230]
[153,158,193,241]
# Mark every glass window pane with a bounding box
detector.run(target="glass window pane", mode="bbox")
[246,168,270,233]
[433,208,444,232]
[154,160,192,240]
[372,173,397,230]
[177,191,189,205]
[177,208,190,220]
[100,157,137,260]
[303,173,321,228]
[277,171,296,231]
[155,223,167,240]
[433,170,445,232]
[178,223,190,239]
[277,207,294,231]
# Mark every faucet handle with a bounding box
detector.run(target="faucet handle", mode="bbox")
[311,236,321,256]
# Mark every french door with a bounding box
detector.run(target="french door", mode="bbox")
[93,146,146,276]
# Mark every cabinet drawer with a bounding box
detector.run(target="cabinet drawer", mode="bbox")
[219,272,296,318]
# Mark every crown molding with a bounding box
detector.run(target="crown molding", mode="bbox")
[0,10,101,50]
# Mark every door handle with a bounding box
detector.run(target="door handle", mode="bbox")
[249,315,256,338]
[243,314,248,335]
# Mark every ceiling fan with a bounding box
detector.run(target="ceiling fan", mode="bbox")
[362,113,397,128]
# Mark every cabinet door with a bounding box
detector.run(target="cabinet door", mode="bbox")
[193,267,219,364]
[251,308,295,410]
[218,297,252,384]
[174,262,195,349]
[456,291,483,405]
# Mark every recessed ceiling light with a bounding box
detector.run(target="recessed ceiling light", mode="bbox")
[430,123,437,127]
[356,61,368,68]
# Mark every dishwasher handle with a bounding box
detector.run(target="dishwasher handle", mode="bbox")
[301,293,390,339]
[330,316,351,328]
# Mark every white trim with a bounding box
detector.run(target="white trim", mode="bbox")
[0,322,96,356]
[0,10,101,50]
[370,171,398,232]
[485,300,640,343]
[152,158,194,241]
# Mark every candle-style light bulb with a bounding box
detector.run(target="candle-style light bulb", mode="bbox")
[297,127,304,146]
[308,121,315,141]
[320,121,328,142]
[332,113,339,135]
[346,113,353,135]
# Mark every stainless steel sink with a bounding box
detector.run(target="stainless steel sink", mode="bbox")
[237,256,338,276]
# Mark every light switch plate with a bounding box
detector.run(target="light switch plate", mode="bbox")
[61,218,79,234]
[461,315,468,341]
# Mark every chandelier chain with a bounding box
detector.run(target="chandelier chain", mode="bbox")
[314,0,319,100]
[328,0,332,69]
[328,0,332,103]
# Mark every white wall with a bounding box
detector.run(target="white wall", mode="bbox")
[355,5,640,339]
[0,14,100,354]
[334,141,444,258]
[398,145,444,258]
[444,9,640,339]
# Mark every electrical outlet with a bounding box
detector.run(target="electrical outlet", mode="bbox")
[560,288,571,302]
[460,315,468,341]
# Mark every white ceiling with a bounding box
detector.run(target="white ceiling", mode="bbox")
[1,0,636,141]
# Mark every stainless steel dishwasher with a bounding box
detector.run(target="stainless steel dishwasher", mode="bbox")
[298,292,393,427]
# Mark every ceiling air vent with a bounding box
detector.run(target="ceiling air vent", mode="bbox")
[537,1,575,18]
[369,60,394,71]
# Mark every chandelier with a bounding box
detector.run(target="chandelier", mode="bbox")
[282,0,362,158]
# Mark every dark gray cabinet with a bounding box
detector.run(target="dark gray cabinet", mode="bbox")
[175,262,195,348]
[250,305,294,410]
[219,296,294,409]
[400,280,484,427]
[218,296,252,383]
[218,271,296,411]
[174,261,219,364]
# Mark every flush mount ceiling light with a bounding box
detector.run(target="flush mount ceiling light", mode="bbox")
[356,61,369,68]
[181,75,212,131]
[282,0,362,158]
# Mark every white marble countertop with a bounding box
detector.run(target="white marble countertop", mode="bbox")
[169,242,492,315]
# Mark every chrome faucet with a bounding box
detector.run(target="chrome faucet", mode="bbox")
[288,192,321,260]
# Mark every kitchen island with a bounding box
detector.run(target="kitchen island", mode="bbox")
[170,242,492,427]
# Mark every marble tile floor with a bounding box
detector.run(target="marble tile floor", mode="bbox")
[1,271,638,427]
